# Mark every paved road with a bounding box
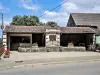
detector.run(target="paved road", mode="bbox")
[0,61,100,75]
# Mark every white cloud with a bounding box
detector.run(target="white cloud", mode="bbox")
[19,0,40,11]
[0,18,11,26]
[40,11,69,26]
[4,19,11,25]
[90,5,100,13]
[60,2,79,12]
[40,1,79,26]
[40,0,100,26]
[0,3,9,13]
[40,2,74,26]
[44,11,60,17]
[40,19,47,23]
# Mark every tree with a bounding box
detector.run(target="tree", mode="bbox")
[10,15,40,26]
[10,16,22,25]
[46,21,59,27]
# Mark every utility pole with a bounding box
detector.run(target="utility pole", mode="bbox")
[0,13,4,43]
[1,13,4,29]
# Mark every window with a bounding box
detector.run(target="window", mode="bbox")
[49,35,56,41]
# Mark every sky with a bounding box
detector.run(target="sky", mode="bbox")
[0,0,100,38]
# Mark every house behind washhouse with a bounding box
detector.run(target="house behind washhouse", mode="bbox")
[67,13,100,48]
[3,13,99,52]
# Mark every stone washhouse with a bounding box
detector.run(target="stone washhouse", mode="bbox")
[3,13,100,52]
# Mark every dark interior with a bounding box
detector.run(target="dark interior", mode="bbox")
[10,36,30,50]
[32,33,45,47]
[60,34,93,49]
[10,33,45,50]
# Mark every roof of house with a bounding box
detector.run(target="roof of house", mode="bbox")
[60,27,95,33]
[3,26,46,33]
[4,25,96,34]
[71,13,100,26]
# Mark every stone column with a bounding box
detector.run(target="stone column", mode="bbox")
[93,34,95,45]
[30,34,32,44]
[3,33,7,50]
[42,33,45,46]
[8,35,10,50]
[45,33,49,47]
[55,33,60,46]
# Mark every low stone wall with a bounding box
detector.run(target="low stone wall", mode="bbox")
[46,47,60,52]
[19,43,31,47]
[18,46,86,52]
[60,47,86,52]
[18,47,31,52]
[38,47,46,52]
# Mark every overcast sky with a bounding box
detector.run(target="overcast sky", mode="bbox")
[0,0,100,37]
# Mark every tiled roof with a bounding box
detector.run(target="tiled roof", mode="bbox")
[4,26,96,33]
[71,13,100,26]
[4,26,46,33]
[60,27,96,33]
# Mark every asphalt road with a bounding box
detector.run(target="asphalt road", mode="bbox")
[0,61,100,75]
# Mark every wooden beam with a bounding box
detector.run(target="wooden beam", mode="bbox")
[8,34,32,37]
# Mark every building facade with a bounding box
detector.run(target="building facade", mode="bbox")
[3,25,95,52]
[4,13,100,52]
[67,13,100,47]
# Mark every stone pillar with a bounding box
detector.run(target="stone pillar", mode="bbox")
[30,34,32,44]
[45,29,60,47]
[3,33,7,50]
[93,34,95,45]
[56,33,60,46]
[45,33,49,47]
[42,34,45,46]
[8,35,10,50]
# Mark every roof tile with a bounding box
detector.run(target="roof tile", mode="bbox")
[4,26,96,33]
[4,26,45,33]
[60,27,96,33]
[71,13,100,26]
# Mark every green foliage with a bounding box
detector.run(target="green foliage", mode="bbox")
[10,15,40,26]
[10,15,59,27]
[46,21,59,27]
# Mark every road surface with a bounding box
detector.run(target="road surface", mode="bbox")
[0,61,100,75]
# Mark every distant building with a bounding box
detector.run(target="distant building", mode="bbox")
[67,13,100,28]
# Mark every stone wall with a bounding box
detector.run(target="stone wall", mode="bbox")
[46,33,60,47]
[45,28,60,47]
[3,33,7,50]
[18,46,86,52]
[46,47,60,52]
[60,47,86,52]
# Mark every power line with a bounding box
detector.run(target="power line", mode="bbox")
[88,0,98,12]
[39,0,69,18]
[39,0,98,18]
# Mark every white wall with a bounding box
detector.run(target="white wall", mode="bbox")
[3,33,7,50]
